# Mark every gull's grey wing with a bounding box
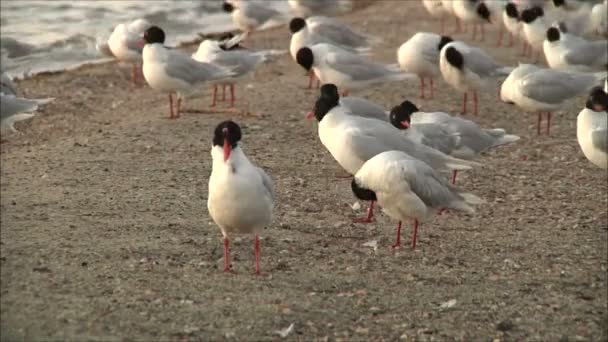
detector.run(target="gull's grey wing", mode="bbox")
[413,123,460,155]
[520,70,593,104]
[462,46,503,77]
[325,52,397,81]
[340,97,388,121]
[591,128,608,153]
[1,95,40,119]
[398,158,465,208]
[210,50,264,76]
[343,117,458,171]
[244,2,282,26]
[421,45,441,65]
[1,73,17,96]
[256,167,275,203]
[310,20,370,48]
[165,51,234,85]
[563,41,608,68]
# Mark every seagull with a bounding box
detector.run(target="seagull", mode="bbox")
[499,2,521,48]
[590,0,607,37]
[289,16,378,88]
[192,36,285,112]
[107,18,152,84]
[439,40,512,116]
[520,6,548,59]
[305,84,388,121]
[351,150,483,249]
[222,0,284,37]
[1,72,54,134]
[577,86,607,169]
[288,0,352,17]
[500,63,606,135]
[311,86,479,222]
[141,26,236,119]
[296,44,415,96]
[397,33,453,99]
[390,100,520,183]
[543,27,608,72]
[207,120,275,274]
[422,0,451,33]
[453,0,492,41]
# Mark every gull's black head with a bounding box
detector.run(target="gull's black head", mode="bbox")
[553,0,565,7]
[289,17,307,34]
[533,6,544,17]
[445,46,464,70]
[505,2,519,19]
[222,2,235,12]
[476,2,492,23]
[213,120,242,148]
[389,103,415,130]
[546,27,561,42]
[520,7,540,23]
[586,86,608,112]
[143,26,165,44]
[351,178,377,202]
[296,47,314,71]
[312,90,339,122]
[320,83,340,99]
[437,35,453,51]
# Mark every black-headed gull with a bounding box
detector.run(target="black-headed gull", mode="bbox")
[297,44,415,96]
[289,16,377,88]
[351,150,483,249]
[520,6,547,59]
[141,26,236,119]
[107,18,151,84]
[499,2,521,48]
[288,0,352,18]
[422,0,451,33]
[439,40,512,116]
[311,86,479,222]
[222,0,284,37]
[192,36,285,112]
[390,100,520,183]
[453,0,492,41]
[577,86,607,169]
[207,120,275,274]
[500,63,605,135]
[305,84,388,122]
[543,27,608,72]
[590,1,607,37]
[1,73,54,134]
[397,33,453,99]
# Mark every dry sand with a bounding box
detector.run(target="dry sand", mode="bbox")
[1,1,607,341]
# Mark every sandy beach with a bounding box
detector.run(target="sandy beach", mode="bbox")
[1,1,607,340]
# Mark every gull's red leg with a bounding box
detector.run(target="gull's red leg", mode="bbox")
[229,84,235,108]
[420,77,426,99]
[254,234,260,275]
[353,201,375,223]
[546,112,552,135]
[451,170,458,184]
[211,84,218,107]
[392,221,402,248]
[473,91,478,116]
[224,238,230,272]
[411,219,419,249]
[176,97,182,118]
[461,92,468,115]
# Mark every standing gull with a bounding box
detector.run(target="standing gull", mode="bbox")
[208,120,275,274]
[106,18,152,84]
[351,150,483,249]
[577,86,608,169]
[1,72,54,134]
[543,27,608,72]
[223,0,284,37]
[141,26,236,119]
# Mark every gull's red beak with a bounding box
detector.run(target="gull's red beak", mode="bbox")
[305,111,314,120]
[222,128,231,161]
[593,104,606,112]
[400,120,410,129]
[136,38,145,49]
